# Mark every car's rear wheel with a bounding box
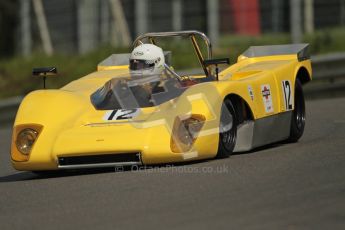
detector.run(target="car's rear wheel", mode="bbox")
[216,98,238,158]
[288,78,305,142]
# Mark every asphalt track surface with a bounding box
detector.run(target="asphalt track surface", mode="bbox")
[0,97,345,230]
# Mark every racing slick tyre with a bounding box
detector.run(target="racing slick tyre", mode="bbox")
[216,98,238,158]
[288,78,305,142]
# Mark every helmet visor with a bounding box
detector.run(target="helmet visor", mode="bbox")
[129,59,154,71]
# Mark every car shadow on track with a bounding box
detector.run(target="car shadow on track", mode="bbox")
[0,160,214,183]
[0,168,117,182]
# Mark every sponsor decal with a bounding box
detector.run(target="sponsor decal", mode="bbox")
[134,51,144,56]
[248,85,254,101]
[281,80,293,110]
[103,109,140,121]
[261,84,273,113]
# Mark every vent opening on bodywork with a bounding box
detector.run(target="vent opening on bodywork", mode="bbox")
[58,153,141,166]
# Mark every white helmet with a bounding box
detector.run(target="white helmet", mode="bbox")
[129,44,165,76]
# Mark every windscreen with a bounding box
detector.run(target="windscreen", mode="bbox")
[91,73,193,110]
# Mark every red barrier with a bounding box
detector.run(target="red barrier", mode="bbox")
[230,0,261,35]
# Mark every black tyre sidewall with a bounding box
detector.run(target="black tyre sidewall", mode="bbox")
[289,78,306,142]
[216,99,238,158]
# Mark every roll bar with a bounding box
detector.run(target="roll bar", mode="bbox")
[133,30,213,77]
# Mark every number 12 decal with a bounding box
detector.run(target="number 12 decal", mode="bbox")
[282,80,293,110]
[103,109,140,121]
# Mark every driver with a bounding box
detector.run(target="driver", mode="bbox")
[127,44,193,106]
[128,44,167,103]
[129,43,165,77]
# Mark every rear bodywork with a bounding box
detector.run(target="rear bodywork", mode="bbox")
[11,31,312,171]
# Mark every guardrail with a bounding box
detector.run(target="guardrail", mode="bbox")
[0,96,23,126]
[312,52,345,80]
[1,52,345,125]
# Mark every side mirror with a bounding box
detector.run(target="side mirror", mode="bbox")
[32,67,57,89]
[203,58,230,81]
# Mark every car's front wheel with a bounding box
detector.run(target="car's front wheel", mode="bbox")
[288,78,306,142]
[216,98,238,158]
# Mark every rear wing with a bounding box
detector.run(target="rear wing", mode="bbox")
[240,44,310,62]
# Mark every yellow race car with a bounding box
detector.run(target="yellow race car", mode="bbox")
[11,31,312,171]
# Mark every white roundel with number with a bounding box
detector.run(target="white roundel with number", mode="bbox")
[103,109,140,121]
